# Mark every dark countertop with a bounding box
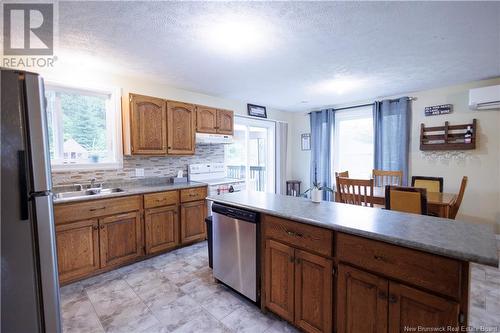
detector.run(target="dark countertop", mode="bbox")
[207,191,499,267]
[53,180,207,204]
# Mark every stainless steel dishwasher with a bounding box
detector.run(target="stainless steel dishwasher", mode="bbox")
[212,203,260,302]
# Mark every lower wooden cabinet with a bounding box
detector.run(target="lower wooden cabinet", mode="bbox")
[388,283,460,333]
[99,212,143,268]
[180,200,206,244]
[265,239,295,321]
[56,219,100,283]
[145,205,179,254]
[336,264,388,333]
[264,239,333,333]
[337,264,460,333]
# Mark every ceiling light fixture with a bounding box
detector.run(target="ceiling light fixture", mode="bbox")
[310,77,368,95]
[201,15,272,56]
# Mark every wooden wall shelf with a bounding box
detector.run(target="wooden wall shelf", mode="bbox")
[420,119,477,151]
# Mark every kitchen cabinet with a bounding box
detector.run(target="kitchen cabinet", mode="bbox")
[99,212,143,268]
[167,101,196,155]
[216,109,234,135]
[180,200,206,244]
[264,239,333,333]
[56,219,100,283]
[145,205,179,254]
[337,264,460,333]
[122,93,167,155]
[196,106,218,134]
[196,106,234,135]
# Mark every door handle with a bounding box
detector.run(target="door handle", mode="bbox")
[18,150,29,220]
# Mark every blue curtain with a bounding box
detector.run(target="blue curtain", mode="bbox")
[310,109,335,201]
[373,97,411,185]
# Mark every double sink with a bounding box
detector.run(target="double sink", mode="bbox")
[53,187,125,200]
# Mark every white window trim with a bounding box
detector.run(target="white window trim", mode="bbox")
[46,81,123,171]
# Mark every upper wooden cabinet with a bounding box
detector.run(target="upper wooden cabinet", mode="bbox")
[167,101,196,155]
[217,109,234,135]
[122,94,167,155]
[196,105,234,135]
[196,106,218,134]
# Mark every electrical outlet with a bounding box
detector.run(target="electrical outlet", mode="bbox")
[135,168,144,177]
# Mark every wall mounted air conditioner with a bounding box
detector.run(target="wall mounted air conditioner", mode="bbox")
[469,85,500,110]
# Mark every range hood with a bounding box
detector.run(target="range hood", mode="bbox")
[196,133,234,144]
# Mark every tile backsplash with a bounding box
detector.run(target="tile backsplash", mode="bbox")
[51,144,224,186]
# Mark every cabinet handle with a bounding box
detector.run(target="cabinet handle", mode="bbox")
[296,258,302,264]
[189,193,198,197]
[289,256,294,263]
[92,226,98,230]
[100,225,105,230]
[388,294,398,303]
[374,255,385,261]
[286,230,303,238]
[90,206,106,211]
[378,291,387,300]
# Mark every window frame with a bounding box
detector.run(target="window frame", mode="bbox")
[333,106,374,180]
[45,82,123,171]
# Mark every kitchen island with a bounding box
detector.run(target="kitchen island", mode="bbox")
[207,191,498,333]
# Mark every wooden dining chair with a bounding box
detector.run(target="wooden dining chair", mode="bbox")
[385,186,428,215]
[448,176,468,219]
[373,169,403,187]
[411,176,443,193]
[336,177,374,207]
[335,171,349,195]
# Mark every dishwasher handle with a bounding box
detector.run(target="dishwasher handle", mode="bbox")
[212,203,259,223]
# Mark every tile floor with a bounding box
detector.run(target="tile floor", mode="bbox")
[61,240,500,333]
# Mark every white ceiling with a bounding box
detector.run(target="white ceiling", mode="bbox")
[57,1,500,112]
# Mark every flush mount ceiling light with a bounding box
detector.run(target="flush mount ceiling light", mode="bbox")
[200,15,273,57]
[309,77,368,95]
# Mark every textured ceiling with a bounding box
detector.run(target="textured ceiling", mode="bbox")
[57,1,500,112]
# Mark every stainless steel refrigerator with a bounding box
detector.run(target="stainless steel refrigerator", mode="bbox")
[1,68,61,333]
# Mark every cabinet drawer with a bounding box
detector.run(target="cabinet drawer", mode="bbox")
[263,215,333,257]
[54,195,142,224]
[180,187,207,203]
[144,191,179,208]
[336,233,462,299]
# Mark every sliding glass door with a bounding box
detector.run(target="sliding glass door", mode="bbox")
[225,116,275,193]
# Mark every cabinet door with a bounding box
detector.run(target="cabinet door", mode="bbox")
[56,219,100,283]
[217,109,234,135]
[294,250,333,333]
[130,94,167,155]
[180,200,206,244]
[388,282,460,333]
[167,101,196,155]
[99,212,142,268]
[196,106,217,134]
[145,205,179,254]
[337,264,388,333]
[265,239,295,322]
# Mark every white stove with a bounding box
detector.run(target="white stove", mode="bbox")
[188,163,246,214]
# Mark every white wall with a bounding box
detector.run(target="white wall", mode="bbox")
[291,78,500,233]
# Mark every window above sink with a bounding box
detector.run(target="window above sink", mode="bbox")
[45,83,122,171]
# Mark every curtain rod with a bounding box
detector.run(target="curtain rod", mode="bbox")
[307,96,417,114]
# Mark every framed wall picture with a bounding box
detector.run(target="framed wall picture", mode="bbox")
[301,133,311,150]
[247,104,267,118]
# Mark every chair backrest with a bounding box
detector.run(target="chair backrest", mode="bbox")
[373,169,403,187]
[449,176,468,219]
[385,186,427,215]
[411,176,444,193]
[337,177,374,207]
[335,171,349,178]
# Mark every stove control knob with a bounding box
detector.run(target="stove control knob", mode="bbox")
[229,185,235,193]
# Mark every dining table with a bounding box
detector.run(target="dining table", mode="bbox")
[335,186,457,218]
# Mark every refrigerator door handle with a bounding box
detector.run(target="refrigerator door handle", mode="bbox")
[33,195,62,333]
[18,150,29,220]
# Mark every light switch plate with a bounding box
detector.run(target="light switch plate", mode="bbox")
[135,168,144,177]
